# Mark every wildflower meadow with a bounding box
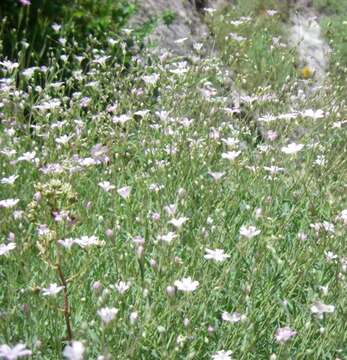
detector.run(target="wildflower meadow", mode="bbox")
[0,0,346,359]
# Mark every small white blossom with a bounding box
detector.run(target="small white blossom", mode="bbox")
[174,277,199,292]
[212,350,233,360]
[0,199,20,208]
[281,143,304,155]
[41,283,64,296]
[240,225,261,239]
[97,307,118,324]
[204,248,230,262]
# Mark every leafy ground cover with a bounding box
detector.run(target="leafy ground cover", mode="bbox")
[0,0,346,359]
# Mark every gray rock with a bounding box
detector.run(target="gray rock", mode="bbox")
[130,0,230,55]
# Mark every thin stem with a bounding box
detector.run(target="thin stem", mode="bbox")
[56,262,73,342]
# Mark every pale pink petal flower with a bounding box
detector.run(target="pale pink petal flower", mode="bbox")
[117,186,131,199]
[0,243,16,256]
[0,343,32,359]
[275,326,296,343]
[310,301,335,317]
[63,341,84,360]
[97,307,118,324]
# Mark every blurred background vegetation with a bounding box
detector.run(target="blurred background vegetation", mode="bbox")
[0,0,138,64]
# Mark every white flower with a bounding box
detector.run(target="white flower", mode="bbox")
[112,114,131,125]
[142,73,159,85]
[58,238,75,249]
[0,199,19,208]
[41,283,64,296]
[310,301,335,317]
[117,186,131,199]
[204,248,230,262]
[17,151,36,162]
[97,307,118,324]
[221,151,241,160]
[0,243,16,256]
[0,175,19,185]
[129,311,138,324]
[74,236,100,248]
[208,172,225,181]
[63,341,84,360]
[281,143,304,154]
[113,281,131,294]
[98,181,115,192]
[211,350,233,360]
[275,326,296,343]
[168,217,189,229]
[302,109,324,119]
[240,225,261,239]
[266,9,278,16]
[164,204,177,216]
[222,311,246,323]
[263,166,285,174]
[158,232,177,243]
[174,277,199,292]
[0,343,32,359]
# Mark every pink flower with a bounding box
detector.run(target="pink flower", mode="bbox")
[19,0,31,6]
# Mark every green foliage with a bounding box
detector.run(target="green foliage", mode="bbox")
[161,10,176,26]
[0,0,136,64]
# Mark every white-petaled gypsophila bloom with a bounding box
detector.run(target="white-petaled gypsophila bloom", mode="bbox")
[0,243,16,256]
[239,225,261,239]
[41,283,64,296]
[211,350,233,360]
[174,277,199,292]
[63,341,84,360]
[204,248,230,262]
[275,326,296,343]
[0,343,32,359]
[97,307,118,324]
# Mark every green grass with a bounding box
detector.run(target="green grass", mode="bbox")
[0,1,347,359]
